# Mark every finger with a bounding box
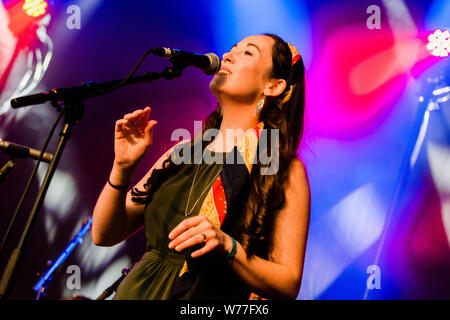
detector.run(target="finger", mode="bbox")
[137,107,151,127]
[125,108,151,129]
[144,120,157,143]
[121,115,134,129]
[168,225,199,249]
[169,224,211,250]
[172,232,206,252]
[121,119,136,130]
[115,119,126,128]
[135,107,150,117]
[123,113,134,121]
[168,215,205,240]
[122,117,144,131]
[134,106,150,120]
[115,119,130,133]
[145,120,157,131]
[124,108,146,122]
[191,239,220,258]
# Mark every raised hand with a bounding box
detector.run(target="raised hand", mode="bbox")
[114,106,157,170]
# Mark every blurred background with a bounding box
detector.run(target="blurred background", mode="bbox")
[0,0,449,300]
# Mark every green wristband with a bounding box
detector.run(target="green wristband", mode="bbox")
[226,236,237,261]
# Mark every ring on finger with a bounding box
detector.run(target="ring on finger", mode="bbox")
[201,232,207,243]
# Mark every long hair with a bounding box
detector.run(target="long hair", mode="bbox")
[132,33,306,258]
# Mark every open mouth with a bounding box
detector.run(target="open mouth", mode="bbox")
[217,66,232,75]
[217,70,232,75]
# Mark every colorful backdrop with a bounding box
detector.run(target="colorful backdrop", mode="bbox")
[0,0,449,299]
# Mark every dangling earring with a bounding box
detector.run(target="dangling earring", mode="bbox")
[254,98,264,117]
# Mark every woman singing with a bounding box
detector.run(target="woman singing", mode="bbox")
[92,33,311,300]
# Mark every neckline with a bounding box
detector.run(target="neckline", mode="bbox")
[206,146,235,154]
[204,121,264,154]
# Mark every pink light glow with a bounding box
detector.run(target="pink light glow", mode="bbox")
[307,26,440,136]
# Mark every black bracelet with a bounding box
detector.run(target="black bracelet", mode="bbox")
[107,177,131,190]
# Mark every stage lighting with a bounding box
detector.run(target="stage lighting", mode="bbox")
[0,0,53,115]
[426,29,450,57]
[22,0,47,18]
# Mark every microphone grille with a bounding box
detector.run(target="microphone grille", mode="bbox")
[150,47,173,57]
[205,53,221,75]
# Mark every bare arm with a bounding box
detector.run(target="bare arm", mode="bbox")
[92,106,184,246]
[226,159,311,299]
[168,158,311,299]
[92,144,174,246]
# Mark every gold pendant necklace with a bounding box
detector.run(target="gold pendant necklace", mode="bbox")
[184,164,222,216]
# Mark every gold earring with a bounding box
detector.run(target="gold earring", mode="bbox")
[254,98,264,117]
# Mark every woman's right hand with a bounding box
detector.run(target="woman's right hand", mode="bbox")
[113,106,157,171]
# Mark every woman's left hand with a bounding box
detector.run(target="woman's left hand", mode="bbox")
[168,215,232,258]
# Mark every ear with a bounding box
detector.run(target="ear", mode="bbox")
[263,78,287,97]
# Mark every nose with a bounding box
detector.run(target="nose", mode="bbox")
[222,51,234,64]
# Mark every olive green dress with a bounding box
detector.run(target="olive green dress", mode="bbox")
[113,147,251,300]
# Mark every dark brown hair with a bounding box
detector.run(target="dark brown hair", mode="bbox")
[132,33,306,258]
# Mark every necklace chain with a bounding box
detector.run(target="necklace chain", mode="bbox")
[184,164,222,216]
[183,122,263,216]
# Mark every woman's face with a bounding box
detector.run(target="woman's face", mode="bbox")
[209,35,275,104]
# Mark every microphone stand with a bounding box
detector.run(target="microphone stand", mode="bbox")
[0,139,54,184]
[95,267,130,300]
[363,75,449,300]
[0,62,187,300]
[0,157,16,183]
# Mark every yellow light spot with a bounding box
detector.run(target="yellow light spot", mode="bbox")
[22,0,48,18]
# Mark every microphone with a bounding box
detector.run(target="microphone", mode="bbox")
[151,48,221,75]
[0,139,53,163]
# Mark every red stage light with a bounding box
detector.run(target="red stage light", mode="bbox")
[22,0,47,18]
[5,0,49,37]
[426,29,450,57]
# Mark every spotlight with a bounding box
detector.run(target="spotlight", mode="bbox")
[22,0,48,18]
[5,0,50,37]
[0,0,53,115]
[426,29,450,57]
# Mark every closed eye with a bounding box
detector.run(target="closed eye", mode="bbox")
[245,51,253,56]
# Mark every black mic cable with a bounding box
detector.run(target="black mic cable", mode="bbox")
[84,47,220,99]
[0,110,64,260]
